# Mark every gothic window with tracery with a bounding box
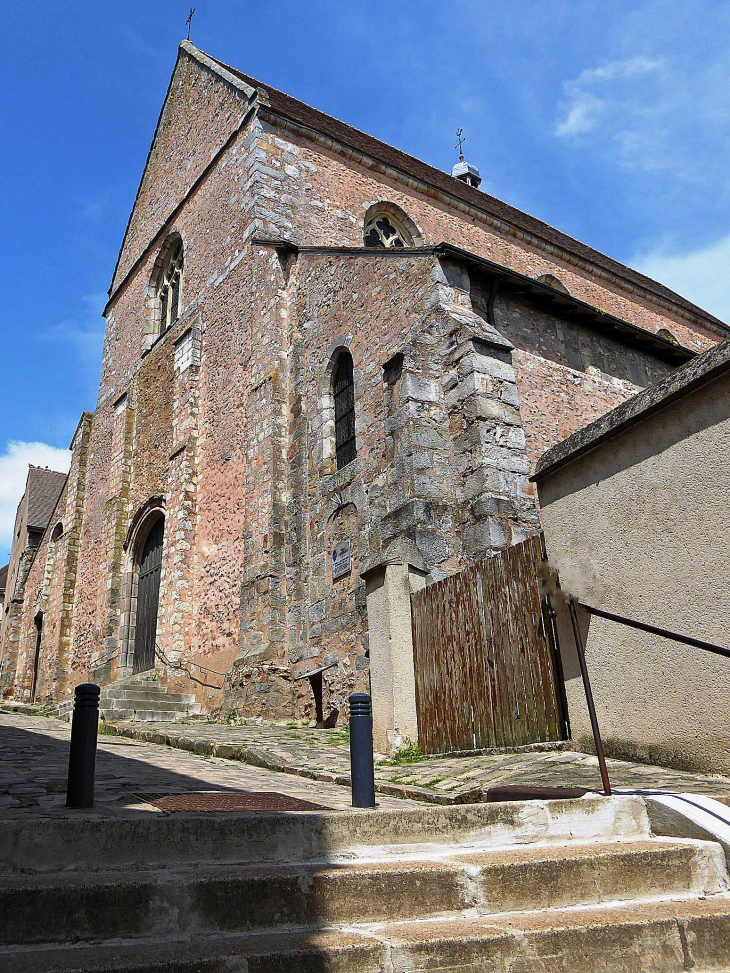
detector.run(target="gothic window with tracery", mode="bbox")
[364,213,413,249]
[333,351,356,470]
[158,242,184,332]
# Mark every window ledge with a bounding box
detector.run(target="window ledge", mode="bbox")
[325,457,362,492]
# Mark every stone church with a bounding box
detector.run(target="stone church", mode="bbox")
[1,41,726,730]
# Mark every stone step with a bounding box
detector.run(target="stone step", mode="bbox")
[2,892,730,972]
[0,838,724,947]
[101,696,195,711]
[100,688,197,704]
[100,708,196,722]
[0,796,649,875]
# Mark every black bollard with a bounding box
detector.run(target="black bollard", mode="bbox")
[66,683,101,808]
[349,692,376,808]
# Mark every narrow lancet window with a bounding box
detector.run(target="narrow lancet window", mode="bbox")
[159,242,184,332]
[333,352,356,470]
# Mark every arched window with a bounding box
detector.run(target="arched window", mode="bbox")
[50,523,63,544]
[158,241,184,332]
[333,352,356,470]
[657,327,679,346]
[537,273,570,295]
[363,205,416,248]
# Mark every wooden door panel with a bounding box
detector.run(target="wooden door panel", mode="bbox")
[133,518,164,674]
[412,534,568,755]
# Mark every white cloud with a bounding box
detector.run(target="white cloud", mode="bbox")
[633,233,730,322]
[0,442,71,564]
[556,58,661,138]
[554,44,730,185]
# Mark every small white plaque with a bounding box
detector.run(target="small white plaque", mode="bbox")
[331,541,351,580]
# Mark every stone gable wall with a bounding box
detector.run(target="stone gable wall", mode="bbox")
[113,49,251,290]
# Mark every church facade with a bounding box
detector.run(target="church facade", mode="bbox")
[2,41,726,725]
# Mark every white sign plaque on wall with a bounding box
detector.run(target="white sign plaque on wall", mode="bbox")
[331,541,352,580]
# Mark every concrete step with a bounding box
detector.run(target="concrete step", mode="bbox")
[0,838,725,946]
[0,796,649,875]
[2,893,730,972]
[55,677,201,723]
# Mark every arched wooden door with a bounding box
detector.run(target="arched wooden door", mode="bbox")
[133,517,164,674]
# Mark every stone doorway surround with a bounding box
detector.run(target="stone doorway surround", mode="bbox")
[119,497,166,673]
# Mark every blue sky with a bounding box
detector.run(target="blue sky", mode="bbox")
[1,0,729,560]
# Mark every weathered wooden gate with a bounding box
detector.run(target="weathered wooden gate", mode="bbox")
[411,534,567,754]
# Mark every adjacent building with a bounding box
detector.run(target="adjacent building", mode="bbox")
[534,339,730,776]
[0,466,67,700]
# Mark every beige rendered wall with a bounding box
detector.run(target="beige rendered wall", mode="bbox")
[537,371,730,776]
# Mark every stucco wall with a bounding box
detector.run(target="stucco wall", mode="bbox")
[537,371,730,775]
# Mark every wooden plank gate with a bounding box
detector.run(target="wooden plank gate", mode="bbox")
[411,533,568,754]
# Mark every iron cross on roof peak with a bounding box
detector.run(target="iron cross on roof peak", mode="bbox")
[186,7,196,40]
[455,128,466,162]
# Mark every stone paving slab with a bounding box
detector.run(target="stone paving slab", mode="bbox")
[99,716,730,805]
[0,713,420,818]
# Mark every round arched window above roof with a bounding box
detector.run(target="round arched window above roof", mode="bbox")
[363,203,418,249]
[364,213,412,249]
[657,327,679,346]
[537,273,570,295]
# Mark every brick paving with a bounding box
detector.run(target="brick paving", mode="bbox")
[0,713,420,818]
[100,715,730,805]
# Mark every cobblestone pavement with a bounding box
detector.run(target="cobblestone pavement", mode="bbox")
[0,713,420,819]
[99,716,730,804]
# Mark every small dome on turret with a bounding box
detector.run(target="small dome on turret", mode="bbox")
[451,129,482,189]
[451,158,482,189]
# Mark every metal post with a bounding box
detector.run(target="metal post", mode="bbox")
[568,601,612,796]
[66,683,101,808]
[349,693,376,808]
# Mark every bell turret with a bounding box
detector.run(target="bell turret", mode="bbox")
[451,128,482,189]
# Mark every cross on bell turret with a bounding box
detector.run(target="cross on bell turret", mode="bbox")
[451,128,482,190]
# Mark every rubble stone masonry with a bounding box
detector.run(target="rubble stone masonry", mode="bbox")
[4,41,727,722]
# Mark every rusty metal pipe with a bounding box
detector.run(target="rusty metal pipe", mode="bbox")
[579,603,730,660]
[568,600,612,796]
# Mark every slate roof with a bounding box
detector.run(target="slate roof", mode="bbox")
[0,564,7,593]
[195,43,727,335]
[532,339,730,481]
[26,467,67,531]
